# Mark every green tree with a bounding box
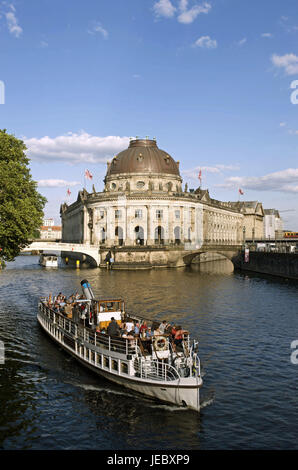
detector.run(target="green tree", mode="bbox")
[0,129,46,264]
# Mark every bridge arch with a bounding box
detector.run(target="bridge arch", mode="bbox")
[22,241,100,267]
[182,247,241,268]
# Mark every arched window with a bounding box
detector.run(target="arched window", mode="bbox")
[154,226,164,245]
[100,227,106,244]
[135,226,144,245]
[174,226,181,245]
[115,226,124,246]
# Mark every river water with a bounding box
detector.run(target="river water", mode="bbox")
[0,255,297,450]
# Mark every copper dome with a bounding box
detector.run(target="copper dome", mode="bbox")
[106,138,180,177]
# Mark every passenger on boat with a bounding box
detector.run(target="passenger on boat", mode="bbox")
[134,322,140,335]
[145,327,154,339]
[139,321,148,336]
[153,327,161,336]
[107,317,120,336]
[173,326,189,352]
[158,320,167,334]
[125,320,134,332]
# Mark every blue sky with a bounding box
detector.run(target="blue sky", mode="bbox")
[1,0,298,228]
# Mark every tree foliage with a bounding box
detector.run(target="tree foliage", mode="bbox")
[0,129,46,262]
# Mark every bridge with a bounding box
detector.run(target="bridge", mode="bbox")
[22,241,100,267]
[22,240,242,269]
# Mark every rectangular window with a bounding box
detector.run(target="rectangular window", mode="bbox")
[104,356,110,368]
[175,210,180,219]
[100,211,105,219]
[115,210,122,219]
[135,209,142,219]
[156,210,163,220]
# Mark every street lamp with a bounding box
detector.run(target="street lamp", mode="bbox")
[243,226,246,248]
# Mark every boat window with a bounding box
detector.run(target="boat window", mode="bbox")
[112,359,118,371]
[96,354,102,366]
[121,362,128,374]
[104,356,110,368]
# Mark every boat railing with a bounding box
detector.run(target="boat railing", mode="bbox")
[39,300,137,355]
[134,358,180,381]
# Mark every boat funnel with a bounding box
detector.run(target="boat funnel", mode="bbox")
[80,279,95,300]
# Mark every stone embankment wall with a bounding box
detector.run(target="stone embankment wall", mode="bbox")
[233,251,298,280]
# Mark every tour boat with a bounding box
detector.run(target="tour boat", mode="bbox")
[39,253,58,267]
[37,280,203,411]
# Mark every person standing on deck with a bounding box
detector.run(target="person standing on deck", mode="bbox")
[107,317,120,336]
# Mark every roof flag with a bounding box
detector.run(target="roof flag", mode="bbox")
[198,169,202,185]
[85,169,93,180]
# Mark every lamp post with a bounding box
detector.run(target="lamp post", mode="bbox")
[243,226,246,248]
[252,227,255,245]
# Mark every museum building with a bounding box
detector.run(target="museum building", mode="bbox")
[60,137,248,248]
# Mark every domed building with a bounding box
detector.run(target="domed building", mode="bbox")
[61,137,204,248]
[60,137,248,267]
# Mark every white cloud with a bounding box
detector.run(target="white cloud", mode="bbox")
[193,35,217,49]
[87,22,108,39]
[153,0,176,18]
[271,53,298,75]
[4,5,22,38]
[182,164,240,181]
[217,168,298,193]
[237,38,247,46]
[279,122,286,127]
[153,0,211,23]
[24,132,130,164]
[38,179,81,188]
[177,2,211,24]
[261,32,272,38]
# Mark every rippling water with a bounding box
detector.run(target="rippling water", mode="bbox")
[0,255,298,450]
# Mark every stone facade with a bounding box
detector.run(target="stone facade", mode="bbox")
[263,209,283,239]
[60,138,261,253]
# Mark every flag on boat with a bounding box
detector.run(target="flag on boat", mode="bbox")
[239,188,244,195]
[67,188,71,196]
[85,169,93,180]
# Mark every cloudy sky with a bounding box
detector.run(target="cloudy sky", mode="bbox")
[1,0,298,228]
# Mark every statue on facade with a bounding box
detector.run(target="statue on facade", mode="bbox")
[184,183,188,193]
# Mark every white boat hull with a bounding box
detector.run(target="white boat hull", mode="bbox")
[37,309,202,411]
[39,255,58,267]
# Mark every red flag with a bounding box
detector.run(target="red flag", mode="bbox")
[67,188,71,196]
[198,169,202,184]
[239,188,244,195]
[85,169,93,180]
